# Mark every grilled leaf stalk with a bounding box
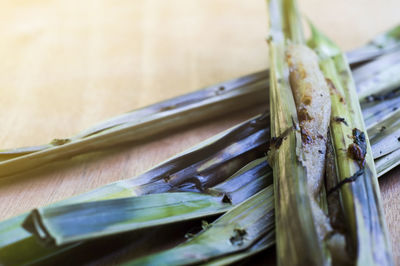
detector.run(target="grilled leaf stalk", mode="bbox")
[268,0,326,263]
[23,192,232,247]
[268,0,393,265]
[309,21,393,266]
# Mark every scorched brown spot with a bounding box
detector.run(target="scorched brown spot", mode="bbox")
[302,96,312,105]
[325,78,337,93]
[298,108,313,122]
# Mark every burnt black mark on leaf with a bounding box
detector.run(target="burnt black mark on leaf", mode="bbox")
[333,116,348,126]
[347,128,367,167]
[214,85,226,95]
[348,144,365,166]
[270,136,283,149]
[222,193,232,204]
[230,228,247,246]
[380,126,386,132]
[170,175,205,192]
[163,175,171,182]
[366,88,400,102]
[270,127,293,150]
[327,169,364,196]
[160,105,177,111]
[215,86,226,95]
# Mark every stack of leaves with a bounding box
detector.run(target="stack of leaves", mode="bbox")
[1,6,400,265]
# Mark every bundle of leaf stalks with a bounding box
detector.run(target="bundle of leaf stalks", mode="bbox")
[1,2,400,265]
[268,0,393,265]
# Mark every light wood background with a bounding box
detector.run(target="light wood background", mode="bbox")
[0,0,399,264]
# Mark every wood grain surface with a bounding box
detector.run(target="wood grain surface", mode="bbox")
[0,0,399,264]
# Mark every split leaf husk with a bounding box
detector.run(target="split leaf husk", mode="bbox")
[267,0,326,264]
[309,14,393,266]
[268,0,393,264]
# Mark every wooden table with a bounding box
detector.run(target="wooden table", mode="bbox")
[0,0,399,264]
